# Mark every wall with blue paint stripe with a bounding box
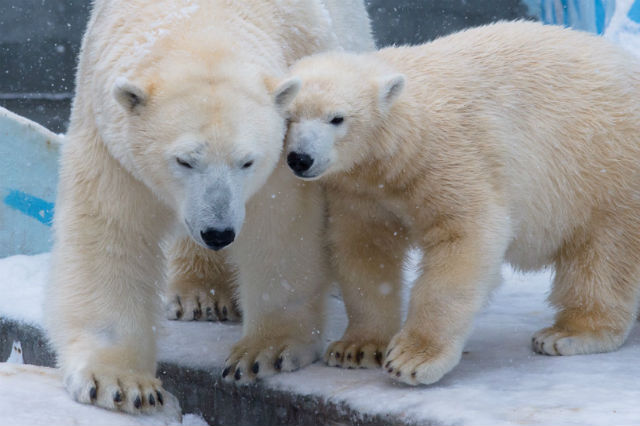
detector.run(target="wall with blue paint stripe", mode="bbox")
[0,107,60,257]
[3,190,55,226]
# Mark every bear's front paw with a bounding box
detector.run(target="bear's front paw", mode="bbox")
[324,339,385,369]
[532,326,625,356]
[221,336,321,384]
[383,331,462,385]
[64,366,166,414]
[165,286,240,322]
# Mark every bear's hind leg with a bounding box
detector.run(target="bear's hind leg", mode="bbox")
[533,219,640,356]
[165,236,240,322]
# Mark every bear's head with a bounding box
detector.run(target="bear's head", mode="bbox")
[112,50,300,251]
[280,52,405,180]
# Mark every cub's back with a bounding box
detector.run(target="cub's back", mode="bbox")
[378,21,640,270]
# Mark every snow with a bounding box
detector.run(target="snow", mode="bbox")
[2,253,640,425]
[133,0,200,58]
[0,363,207,426]
[0,253,47,326]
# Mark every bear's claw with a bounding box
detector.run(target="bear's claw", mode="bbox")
[532,326,625,356]
[221,336,320,384]
[64,367,165,414]
[165,290,240,323]
[324,340,386,369]
[383,331,462,386]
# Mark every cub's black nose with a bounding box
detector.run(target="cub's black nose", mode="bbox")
[287,152,314,174]
[201,228,235,250]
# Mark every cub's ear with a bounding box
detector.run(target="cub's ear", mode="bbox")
[272,77,301,112]
[377,74,405,112]
[113,77,148,111]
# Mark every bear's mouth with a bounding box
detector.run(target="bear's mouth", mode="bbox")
[286,151,329,180]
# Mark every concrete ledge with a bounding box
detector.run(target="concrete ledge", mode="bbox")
[0,318,408,426]
[3,254,640,426]
[0,318,56,368]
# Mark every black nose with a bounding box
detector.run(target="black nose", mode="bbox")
[200,228,235,250]
[287,152,314,174]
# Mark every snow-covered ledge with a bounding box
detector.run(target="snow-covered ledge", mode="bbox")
[2,253,640,425]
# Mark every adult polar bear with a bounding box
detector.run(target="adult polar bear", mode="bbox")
[45,0,373,413]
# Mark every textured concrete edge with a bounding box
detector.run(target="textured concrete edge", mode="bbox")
[0,318,427,426]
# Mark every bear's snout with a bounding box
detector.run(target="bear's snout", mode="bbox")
[201,228,236,250]
[287,152,314,175]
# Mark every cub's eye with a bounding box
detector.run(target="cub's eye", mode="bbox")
[329,115,344,126]
[176,157,193,169]
[242,160,254,169]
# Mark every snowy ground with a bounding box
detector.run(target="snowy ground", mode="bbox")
[0,363,207,426]
[2,253,640,425]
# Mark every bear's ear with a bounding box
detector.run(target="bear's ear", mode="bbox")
[113,77,148,112]
[377,74,406,112]
[272,77,301,112]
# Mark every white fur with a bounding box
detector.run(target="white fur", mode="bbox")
[45,0,374,413]
[284,21,640,385]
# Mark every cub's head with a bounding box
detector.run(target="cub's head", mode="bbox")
[280,52,405,180]
[111,47,300,250]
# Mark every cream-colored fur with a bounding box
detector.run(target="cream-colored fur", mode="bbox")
[45,0,373,413]
[164,0,375,323]
[283,21,640,385]
[164,237,240,322]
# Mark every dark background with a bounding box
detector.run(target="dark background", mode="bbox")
[0,0,535,133]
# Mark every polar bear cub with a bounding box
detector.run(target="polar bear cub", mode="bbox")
[281,21,640,385]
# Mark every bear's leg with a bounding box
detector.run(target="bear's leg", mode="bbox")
[384,212,509,385]
[221,250,329,383]
[221,174,330,383]
[324,197,408,369]
[532,218,640,355]
[165,236,240,322]
[221,239,330,384]
[46,145,173,413]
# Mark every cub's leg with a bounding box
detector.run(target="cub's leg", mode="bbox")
[325,196,409,369]
[165,236,240,322]
[384,208,509,385]
[533,215,640,355]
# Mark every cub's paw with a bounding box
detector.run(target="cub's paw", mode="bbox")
[222,336,321,384]
[64,367,165,414]
[324,340,385,369]
[383,331,461,386]
[165,286,240,322]
[532,326,624,356]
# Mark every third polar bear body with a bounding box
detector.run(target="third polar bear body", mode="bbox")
[46,0,373,413]
[283,21,640,385]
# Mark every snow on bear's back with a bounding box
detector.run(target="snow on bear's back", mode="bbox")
[85,0,344,76]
